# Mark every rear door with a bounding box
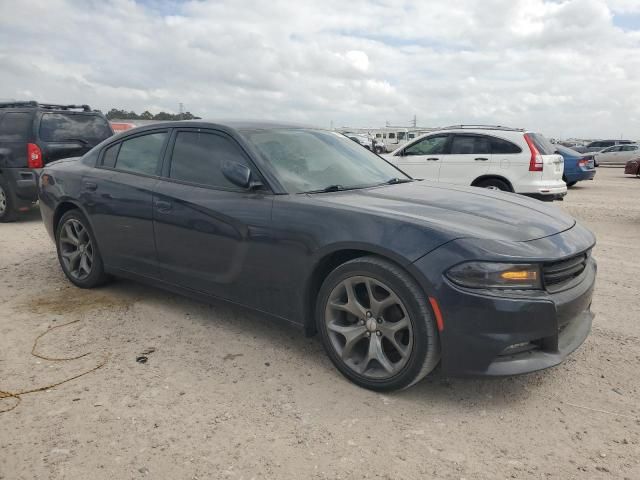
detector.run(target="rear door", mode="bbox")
[88,129,169,278]
[0,111,33,168]
[37,112,113,163]
[153,128,274,310]
[438,134,491,185]
[391,134,450,181]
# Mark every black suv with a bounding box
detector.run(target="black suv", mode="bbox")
[0,101,113,221]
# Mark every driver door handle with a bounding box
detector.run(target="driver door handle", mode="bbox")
[83,181,98,191]
[426,157,440,161]
[475,157,489,161]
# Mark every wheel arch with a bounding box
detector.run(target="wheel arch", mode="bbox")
[52,199,95,239]
[471,174,514,192]
[302,245,428,337]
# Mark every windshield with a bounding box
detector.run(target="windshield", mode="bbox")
[39,113,113,144]
[242,129,409,193]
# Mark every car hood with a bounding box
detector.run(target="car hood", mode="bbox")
[308,181,576,242]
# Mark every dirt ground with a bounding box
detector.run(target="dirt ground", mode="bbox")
[1,168,638,480]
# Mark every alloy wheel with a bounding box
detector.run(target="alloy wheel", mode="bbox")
[324,276,413,379]
[59,219,94,280]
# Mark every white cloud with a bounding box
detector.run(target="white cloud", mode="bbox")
[0,0,639,138]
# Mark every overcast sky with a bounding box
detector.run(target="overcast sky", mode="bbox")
[1,0,639,138]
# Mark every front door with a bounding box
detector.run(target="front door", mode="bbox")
[392,134,450,181]
[153,129,274,310]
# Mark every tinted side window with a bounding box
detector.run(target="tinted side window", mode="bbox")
[39,113,112,144]
[527,133,556,155]
[450,135,490,154]
[0,112,32,141]
[101,143,120,168]
[115,132,167,175]
[490,136,522,154]
[169,131,251,190]
[404,135,448,156]
[621,145,639,151]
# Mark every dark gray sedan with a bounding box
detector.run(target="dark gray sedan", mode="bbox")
[38,121,596,391]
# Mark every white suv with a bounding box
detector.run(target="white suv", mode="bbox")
[383,125,566,201]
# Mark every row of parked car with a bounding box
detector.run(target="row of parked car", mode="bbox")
[0,101,638,223]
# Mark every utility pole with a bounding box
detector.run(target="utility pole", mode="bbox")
[179,102,184,120]
[412,115,417,127]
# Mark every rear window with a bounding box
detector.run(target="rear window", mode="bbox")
[527,133,556,155]
[0,112,32,141]
[490,136,522,154]
[39,113,112,144]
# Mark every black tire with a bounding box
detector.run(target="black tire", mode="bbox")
[474,178,511,191]
[375,146,384,154]
[316,256,440,391]
[0,176,18,223]
[55,209,110,288]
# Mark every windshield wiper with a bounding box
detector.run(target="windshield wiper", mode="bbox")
[303,184,345,194]
[383,177,414,185]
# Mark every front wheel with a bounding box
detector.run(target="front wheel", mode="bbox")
[56,210,110,288]
[316,256,440,391]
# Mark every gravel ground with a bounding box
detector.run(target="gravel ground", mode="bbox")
[1,168,639,480]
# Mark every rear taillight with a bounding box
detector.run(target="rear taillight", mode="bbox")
[524,134,543,172]
[27,143,43,169]
[577,158,589,167]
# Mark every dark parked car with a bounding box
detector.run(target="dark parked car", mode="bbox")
[554,144,596,187]
[39,121,597,391]
[624,157,640,177]
[0,101,113,222]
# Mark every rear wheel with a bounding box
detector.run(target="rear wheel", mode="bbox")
[0,177,17,223]
[56,210,110,288]
[316,256,440,391]
[475,178,511,192]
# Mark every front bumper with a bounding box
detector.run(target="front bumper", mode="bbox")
[412,227,596,377]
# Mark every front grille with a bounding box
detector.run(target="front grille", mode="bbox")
[542,253,588,290]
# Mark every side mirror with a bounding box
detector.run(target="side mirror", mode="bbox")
[222,161,263,190]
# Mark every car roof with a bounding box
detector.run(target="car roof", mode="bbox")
[115,120,324,136]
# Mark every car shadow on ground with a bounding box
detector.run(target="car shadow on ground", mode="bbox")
[13,207,42,223]
[100,278,542,408]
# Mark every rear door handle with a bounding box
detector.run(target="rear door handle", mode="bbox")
[475,157,489,161]
[426,157,440,161]
[83,181,98,191]
[155,200,172,212]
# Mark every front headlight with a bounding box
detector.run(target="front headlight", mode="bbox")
[446,262,542,290]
